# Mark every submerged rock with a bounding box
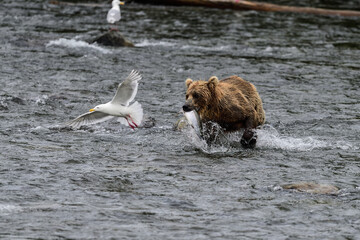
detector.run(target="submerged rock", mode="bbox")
[282,182,339,195]
[92,30,134,47]
[141,116,156,128]
[0,101,8,111]
[0,94,26,110]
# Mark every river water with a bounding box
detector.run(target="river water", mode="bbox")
[1,0,360,239]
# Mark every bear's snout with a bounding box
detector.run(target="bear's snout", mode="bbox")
[183,100,194,112]
[182,103,193,112]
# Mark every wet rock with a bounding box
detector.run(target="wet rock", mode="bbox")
[4,95,26,105]
[92,30,134,47]
[282,182,339,195]
[49,125,74,132]
[0,101,9,111]
[78,125,95,132]
[0,95,26,110]
[142,116,156,128]
[11,97,25,105]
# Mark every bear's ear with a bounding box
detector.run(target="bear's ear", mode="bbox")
[185,78,193,89]
[207,76,219,91]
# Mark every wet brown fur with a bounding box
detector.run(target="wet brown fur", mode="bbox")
[184,75,265,132]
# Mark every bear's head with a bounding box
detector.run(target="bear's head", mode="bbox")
[183,76,219,112]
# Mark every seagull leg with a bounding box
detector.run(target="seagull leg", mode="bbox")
[128,115,138,128]
[125,116,135,130]
[109,26,119,32]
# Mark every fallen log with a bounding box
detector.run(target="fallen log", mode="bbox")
[134,0,360,17]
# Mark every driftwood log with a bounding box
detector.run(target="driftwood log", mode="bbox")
[134,0,360,17]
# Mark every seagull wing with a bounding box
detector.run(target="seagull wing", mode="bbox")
[111,70,142,106]
[66,111,114,128]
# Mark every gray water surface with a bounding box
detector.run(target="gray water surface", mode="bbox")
[1,1,360,239]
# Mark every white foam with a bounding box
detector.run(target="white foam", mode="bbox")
[135,39,230,52]
[257,125,358,151]
[330,140,358,151]
[46,38,111,54]
[256,125,326,151]
[180,44,231,52]
[135,39,176,47]
[258,133,327,151]
[35,94,48,105]
[183,124,356,152]
[0,204,22,215]
[135,39,231,53]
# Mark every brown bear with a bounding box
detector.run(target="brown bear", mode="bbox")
[183,75,265,148]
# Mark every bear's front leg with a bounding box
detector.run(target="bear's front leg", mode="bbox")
[240,128,257,149]
[240,115,258,148]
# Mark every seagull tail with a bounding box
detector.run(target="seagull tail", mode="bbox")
[127,101,143,127]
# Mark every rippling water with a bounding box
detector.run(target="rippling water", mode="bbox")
[1,0,360,239]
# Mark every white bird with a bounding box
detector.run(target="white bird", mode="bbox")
[66,70,143,129]
[107,0,124,25]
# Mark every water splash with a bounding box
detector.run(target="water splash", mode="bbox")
[181,122,236,154]
[35,95,49,105]
[46,38,111,54]
[182,124,356,153]
[256,125,327,151]
[257,125,357,151]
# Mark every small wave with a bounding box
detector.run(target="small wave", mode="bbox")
[135,39,230,52]
[180,44,231,52]
[333,141,358,150]
[135,39,176,47]
[0,204,22,215]
[46,38,111,54]
[35,94,48,105]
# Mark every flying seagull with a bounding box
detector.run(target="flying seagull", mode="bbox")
[107,0,125,30]
[66,70,143,129]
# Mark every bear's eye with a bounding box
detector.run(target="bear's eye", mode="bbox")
[186,94,189,99]
[193,92,199,99]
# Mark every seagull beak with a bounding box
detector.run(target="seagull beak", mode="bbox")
[89,108,95,112]
[119,1,125,5]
